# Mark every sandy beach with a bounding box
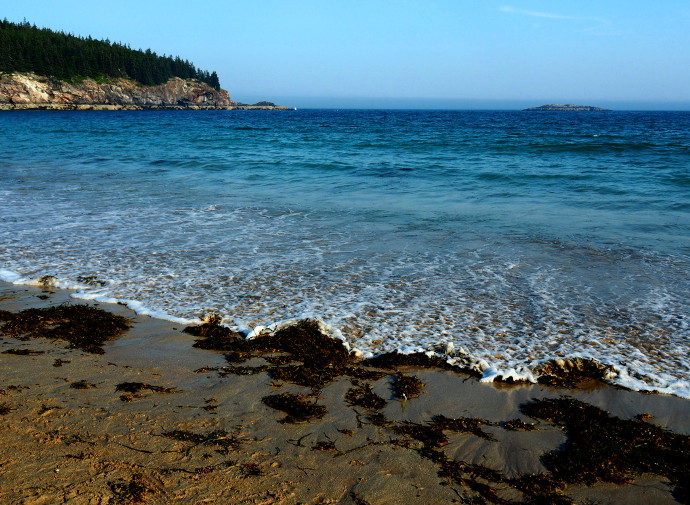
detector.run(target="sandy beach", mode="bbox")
[1,280,689,505]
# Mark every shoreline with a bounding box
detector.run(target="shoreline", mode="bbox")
[1,280,689,504]
[1,269,686,400]
[0,103,294,111]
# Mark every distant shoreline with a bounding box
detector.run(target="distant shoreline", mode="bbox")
[0,103,294,111]
[524,103,611,111]
[0,72,293,111]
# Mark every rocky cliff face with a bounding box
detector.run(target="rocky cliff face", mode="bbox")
[0,72,234,110]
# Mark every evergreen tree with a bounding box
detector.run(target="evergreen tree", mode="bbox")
[0,18,222,89]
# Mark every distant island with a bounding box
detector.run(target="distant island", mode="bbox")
[0,19,289,110]
[524,104,610,111]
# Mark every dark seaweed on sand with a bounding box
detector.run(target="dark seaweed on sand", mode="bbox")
[1,348,45,355]
[115,382,178,394]
[261,392,327,423]
[162,428,241,453]
[0,305,130,354]
[533,358,615,388]
[345,381,387,411]
[521,397,690,502]
[183,314,245,351]
[391,371,424,400]
[392,415,495,448]
[109,472,152,504]
[365,351,476,374]
[70,380,96,390]
[186,319,353,391]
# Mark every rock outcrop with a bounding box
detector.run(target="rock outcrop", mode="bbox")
[524,104,610,111]
[0,73,289,110]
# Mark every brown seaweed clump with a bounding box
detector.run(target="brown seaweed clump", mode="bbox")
[533,358,615,388]
[0,304,130,354]
[186,319,353,391]
[1,348,45,355]
[365,351,479,377]
[115,382,178,394]
[108,472,153,504]
[521,397,690,502]
[70,380,96,390]
[183,314,246,351]
[261,392,327,423]
[161,428,241,454]
[391,372,424,400]
[345,381,387,411]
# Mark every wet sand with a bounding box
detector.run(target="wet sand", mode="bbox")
[1,281,689,505]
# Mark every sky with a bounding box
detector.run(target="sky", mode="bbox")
[3,0,690,109]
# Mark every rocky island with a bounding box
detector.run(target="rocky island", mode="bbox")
[524,104,610,111]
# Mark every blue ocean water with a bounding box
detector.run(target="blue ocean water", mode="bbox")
[1,109,689,395]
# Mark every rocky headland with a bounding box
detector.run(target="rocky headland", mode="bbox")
[0,72,291,110]
[524,104,610,111]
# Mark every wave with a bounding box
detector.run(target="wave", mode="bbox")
[2,267,689,399]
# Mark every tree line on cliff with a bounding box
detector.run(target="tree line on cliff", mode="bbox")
[0,19,221,90]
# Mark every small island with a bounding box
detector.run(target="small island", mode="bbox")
[524,104,610,111]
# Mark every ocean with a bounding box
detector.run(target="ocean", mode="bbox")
[1,109,688,397]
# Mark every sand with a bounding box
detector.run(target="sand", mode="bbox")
[1,280,689,505]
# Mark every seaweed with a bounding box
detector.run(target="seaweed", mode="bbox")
[269,363,344,390]
[502,418,537,431]
[109,472,152,504]
[76,275,107,287]
[533,358,614,388]
[162,428,241,454]
[520,397,690,500]
[218,365,269,376]
[1,348,45,355]
[365,351,480,377]
[511,474,566,498]
[53,358,70,367]
[70,380,96,390]
[343,366,387,381]
[261,392,327,423]
[189,319,354,391]
[345,382,387,411]
[367,412,389,428]
[263,354,296,365]
[393,421,450,448]
[392,415,494,448]
[430,415,495,441]
[223,351,250,363]
[312,440,338,452]
[115,382,178,394]
[38,275,57,289]
[0,403,12,415]
[391,372,424,400]
[0,304,130,353]
[183,314,245,351]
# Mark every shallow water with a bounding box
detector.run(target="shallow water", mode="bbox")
[1,109,688,396]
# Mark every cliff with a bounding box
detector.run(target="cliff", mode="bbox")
[524,104,610,111]
[0,73,290,110]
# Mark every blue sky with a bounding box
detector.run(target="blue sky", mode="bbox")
[4,1,690,109]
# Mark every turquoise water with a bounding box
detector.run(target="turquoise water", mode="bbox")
[1,109,689,395]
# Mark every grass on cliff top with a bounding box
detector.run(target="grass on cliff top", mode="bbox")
[0,304,130,354]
